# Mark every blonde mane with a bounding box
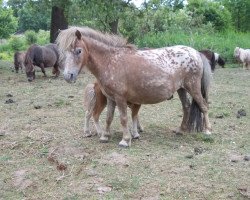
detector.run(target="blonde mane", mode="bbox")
[56,26,129,51]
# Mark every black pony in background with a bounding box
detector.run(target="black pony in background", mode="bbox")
[199,50,225,71]
[24,43,60,82]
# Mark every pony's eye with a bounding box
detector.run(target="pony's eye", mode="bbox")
[75,49,82,55]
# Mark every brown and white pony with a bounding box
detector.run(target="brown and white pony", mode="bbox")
[56,26,213,147]
[14,51,26,73]
[24,43,60,81]
[234,47,250,70]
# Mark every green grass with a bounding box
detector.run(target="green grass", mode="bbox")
[136,30,250,64]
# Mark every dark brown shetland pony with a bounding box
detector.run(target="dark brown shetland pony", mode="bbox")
[14,51,26,73]
[56,27,213,147]
[199,50,225,71]
[24,44,60,82]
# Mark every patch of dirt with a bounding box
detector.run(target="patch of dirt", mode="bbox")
[12,169,34,190]
[101,152,129,166]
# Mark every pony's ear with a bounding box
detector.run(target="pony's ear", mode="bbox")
[75,30,82,40]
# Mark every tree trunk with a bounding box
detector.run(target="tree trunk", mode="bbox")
[109,19,119,34]
[50,6,68,43]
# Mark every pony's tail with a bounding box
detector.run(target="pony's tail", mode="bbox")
[188,54,212,132]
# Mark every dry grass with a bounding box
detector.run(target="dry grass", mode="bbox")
[0,61,249,200]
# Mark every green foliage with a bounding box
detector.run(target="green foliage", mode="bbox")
[135,29,250,64]
[8,35,24,51]
[36,30,50,45]
[223,0,250,32]
[0,7,18,39]
[17,1,51,32]
[25,30,37,45]
[187,0,232,31]
[0,29,49,61]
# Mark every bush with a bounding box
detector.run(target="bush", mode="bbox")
[9,36,25,51]
[25,30,37,45]
[37,30,50,45]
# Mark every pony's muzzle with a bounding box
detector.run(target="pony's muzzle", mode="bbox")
[64,73,76,83]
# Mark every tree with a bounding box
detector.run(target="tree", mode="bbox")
[187,0,231,31]
[0,6,18,39]
[223,0,250,31]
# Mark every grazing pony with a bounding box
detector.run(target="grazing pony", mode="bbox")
[56,26,213,147]
[199,50,225,71]
[83,82,143,138]
[14,51,26,73]
[24,43,60,81]
[234,47,250,70]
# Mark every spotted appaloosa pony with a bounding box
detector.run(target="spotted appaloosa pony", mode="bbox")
[84,82,143,138]
[234,47,250,70]
[199,50,225,71]
[56,26,213,147]
[14,51,26,73]
[24,43,60,81]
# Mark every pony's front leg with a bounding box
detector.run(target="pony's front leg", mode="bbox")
[116,98,131,147]
[100,99,116,142]
[40,63,47,77]
[130,104,141,139]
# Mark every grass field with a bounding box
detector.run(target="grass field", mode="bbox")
[0,61,249,200]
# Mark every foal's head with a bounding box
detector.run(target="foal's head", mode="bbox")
[63,30,89,83]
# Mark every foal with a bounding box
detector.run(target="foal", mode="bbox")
[83,82,143,139]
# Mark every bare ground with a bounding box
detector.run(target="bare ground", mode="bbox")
[0,61,249,200]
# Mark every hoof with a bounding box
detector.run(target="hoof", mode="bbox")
[204,129,212,135]
[83,130,92,137]
[138,127,144,133]
[118,139,130,148]
[100,136,109,143]
[173,127,185,135]
[132,132,140,139]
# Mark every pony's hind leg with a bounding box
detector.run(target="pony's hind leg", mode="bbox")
[175,88,191,134]
[100,99,116,142]
[187,83,211,134]
[130,104,141,139]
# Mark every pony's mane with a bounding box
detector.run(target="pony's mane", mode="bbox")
[56,26,128,51]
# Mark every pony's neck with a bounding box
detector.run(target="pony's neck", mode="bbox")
[84,37,115,77]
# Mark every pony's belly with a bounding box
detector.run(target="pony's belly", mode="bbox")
[128,88,174,104]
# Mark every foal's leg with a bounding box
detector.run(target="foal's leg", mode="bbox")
[130,104,141,139]
[100,99,116,142]
[92,94,107,137]
[84,108,94,137]
[175,88,191,134]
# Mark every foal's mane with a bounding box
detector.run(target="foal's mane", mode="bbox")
[56,26,131,51]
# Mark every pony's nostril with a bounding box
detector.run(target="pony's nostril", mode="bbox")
[70,74,74,80]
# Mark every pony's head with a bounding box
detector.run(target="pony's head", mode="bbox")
[24,51,35,82]
[234,47,240,58]
[60,30,89,83]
